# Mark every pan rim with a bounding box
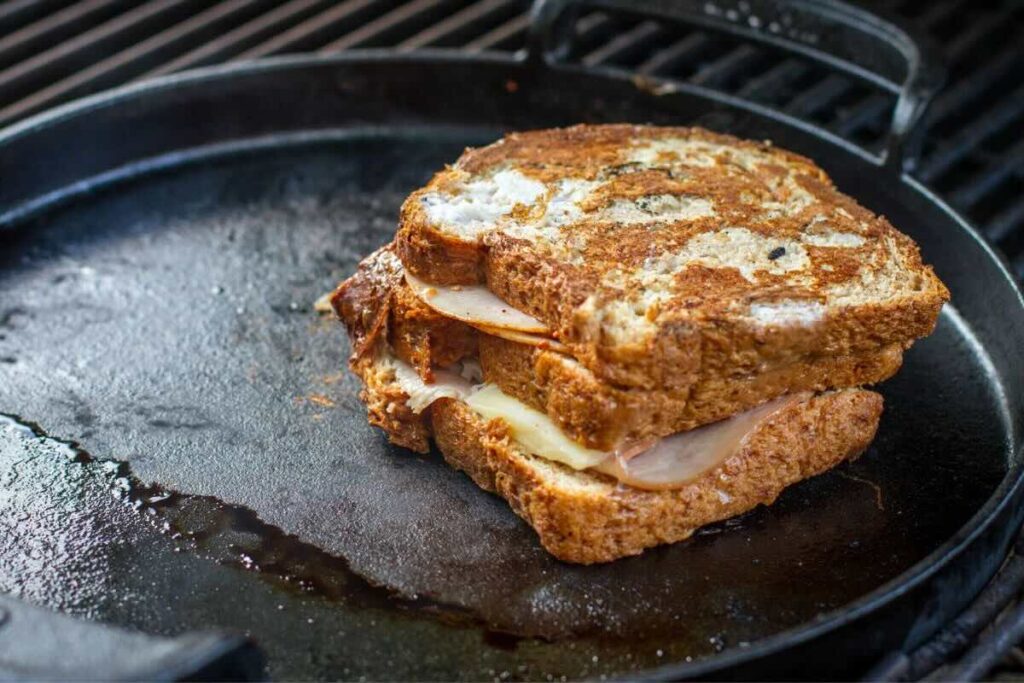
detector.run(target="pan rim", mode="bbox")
[0,50,1022,679]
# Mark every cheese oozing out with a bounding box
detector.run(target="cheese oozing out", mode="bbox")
[385,355,799,490]
[405,271,551,334]
[465,384,609,471]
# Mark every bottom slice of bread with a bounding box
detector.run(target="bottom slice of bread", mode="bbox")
[355,355,883,564]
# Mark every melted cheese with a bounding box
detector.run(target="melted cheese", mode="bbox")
[406,271,550,334]
[465,385,608,470]
[465,385,802,490]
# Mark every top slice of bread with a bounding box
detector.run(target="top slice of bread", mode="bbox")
[396,124,949,389]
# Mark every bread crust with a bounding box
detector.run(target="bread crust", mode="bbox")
[347,349,883,563]
[396,124,949,390]
[352,354,433,453]
[395,215,482,285]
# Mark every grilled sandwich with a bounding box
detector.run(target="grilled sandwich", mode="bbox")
[330,124,949,564]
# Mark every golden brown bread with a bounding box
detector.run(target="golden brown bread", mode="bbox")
[481,334,899,450]
[351,350,882,563]
[396,124,949,390]
[334,244,901,450]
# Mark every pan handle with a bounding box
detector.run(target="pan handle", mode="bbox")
[526,0,945,173]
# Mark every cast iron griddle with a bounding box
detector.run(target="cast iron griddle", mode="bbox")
[0,128,1013,680]
[0,4,1023,678]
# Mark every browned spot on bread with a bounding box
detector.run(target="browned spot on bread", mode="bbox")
[579,169,690,210]
[671,265,756,306]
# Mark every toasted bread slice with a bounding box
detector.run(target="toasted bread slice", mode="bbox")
[333,244,901,450]
[352,351,882,563]
[396,124,948,390]
[480,334,898,450]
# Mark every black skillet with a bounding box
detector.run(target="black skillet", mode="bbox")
[1,0,1022,680]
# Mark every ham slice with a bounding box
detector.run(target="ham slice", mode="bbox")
[474,325,570,353]
[388,357,474,413]
[594,394,805,490]
[405,271,551,334]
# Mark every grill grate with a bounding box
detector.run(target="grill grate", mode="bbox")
[562,9,896,150]
[895,0,1024,279]
[0,2,1020,266]
[0,0,533,125]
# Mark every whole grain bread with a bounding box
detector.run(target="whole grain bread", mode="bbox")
[351,349,882,563]
[334,244,901,449]
[480,334,899,450]
[396,124,949,390]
